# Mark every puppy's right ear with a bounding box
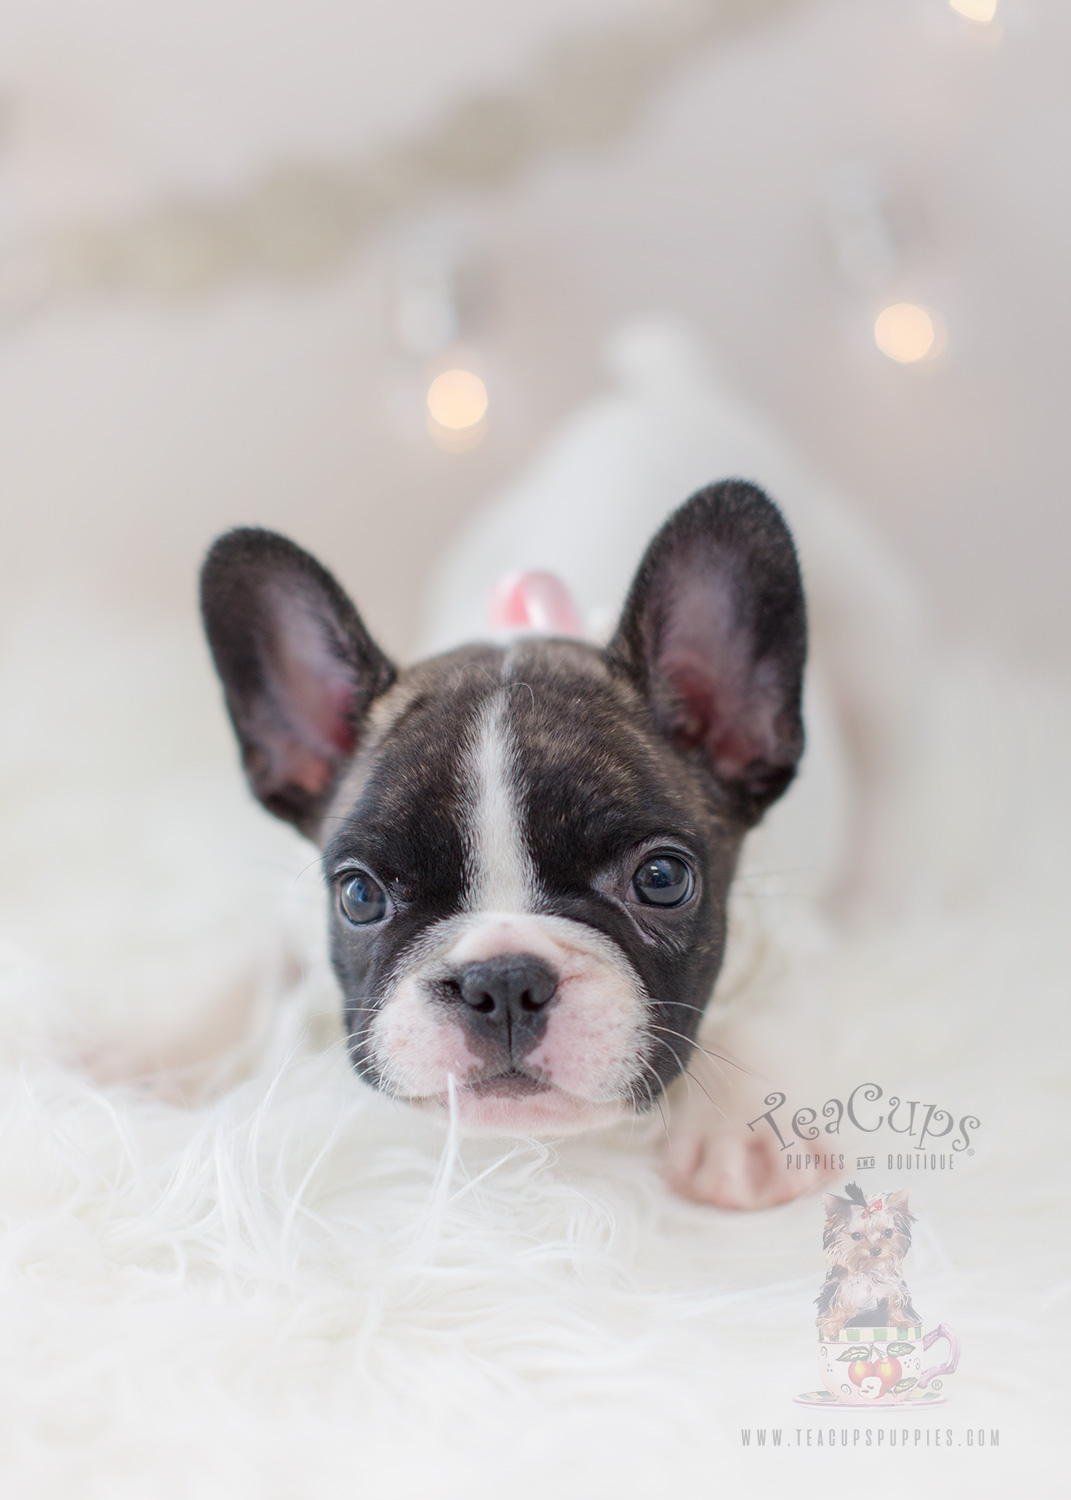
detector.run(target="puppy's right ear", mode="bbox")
[200,528,396,836]
[823,1193,850,1218]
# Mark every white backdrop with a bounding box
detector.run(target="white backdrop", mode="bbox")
[0,3,1067,1495]
[0,0,1068,672]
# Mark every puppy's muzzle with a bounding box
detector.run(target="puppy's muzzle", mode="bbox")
[446,953,558,1056]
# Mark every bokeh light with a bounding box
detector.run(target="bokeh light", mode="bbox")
[874,303,938,364]
[949,0,998,24]
[426,368,488,430]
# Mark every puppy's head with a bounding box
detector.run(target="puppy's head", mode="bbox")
[200,481,806,1134]
[823,1187,913,1273]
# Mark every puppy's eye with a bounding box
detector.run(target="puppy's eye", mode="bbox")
[630,855,694,907]
[851,1232,862,1241]
[882,1228,893,1238]
[338,871,388,925]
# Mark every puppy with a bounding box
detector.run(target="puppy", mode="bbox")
[200,480,808,1201]
[816,1184,918,1337]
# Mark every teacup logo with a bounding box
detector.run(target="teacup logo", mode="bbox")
[795,1184,961,1408]
[817,1183,918,1338]
[843,1340,911,1398]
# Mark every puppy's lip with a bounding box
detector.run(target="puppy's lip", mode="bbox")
[464,1068,551,1098]
[407,1078,631,1137]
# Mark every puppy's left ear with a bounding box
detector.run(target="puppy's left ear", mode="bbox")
[886,1188,911,1214]
[608,480,806,824]
[200,528,396,836]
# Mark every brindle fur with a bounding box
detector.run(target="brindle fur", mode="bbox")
[200,481,808,1115]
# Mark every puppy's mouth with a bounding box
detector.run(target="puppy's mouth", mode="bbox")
[463,1066,551,1098]
[408,1067,631,1137]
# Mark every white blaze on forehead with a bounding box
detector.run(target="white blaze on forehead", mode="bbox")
[463,693,536,914]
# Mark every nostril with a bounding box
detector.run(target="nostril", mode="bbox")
[451,955,558,1028]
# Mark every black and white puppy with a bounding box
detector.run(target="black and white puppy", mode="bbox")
[201,481,806,1179]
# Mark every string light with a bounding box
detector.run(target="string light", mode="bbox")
[425,368,488,450]
[427,369,488,429]
[949,0,998,24]
[873,303,940,363]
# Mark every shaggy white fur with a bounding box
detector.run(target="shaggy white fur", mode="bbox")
[1,341,1066,1495]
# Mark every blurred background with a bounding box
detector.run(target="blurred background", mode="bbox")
[0,12,1067,1480]
[0,0,1066,678]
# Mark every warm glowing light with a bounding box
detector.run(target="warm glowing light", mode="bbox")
[874,303,938,364]
[426,368,488,430]
[949,0,998,23]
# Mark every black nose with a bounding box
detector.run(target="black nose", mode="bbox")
[451,955,558,1053]
[870,1246,883,1257]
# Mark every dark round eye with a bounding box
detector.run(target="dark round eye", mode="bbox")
[630,854,694,907]
[338,871,388,925]
[882,1228,894,1238]
[851,1232,862,1241]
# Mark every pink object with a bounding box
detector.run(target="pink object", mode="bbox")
[488,571,584,638]
[917,1324,961,1388]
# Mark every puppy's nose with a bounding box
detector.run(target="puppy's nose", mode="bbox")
[870,1246,883,1257]
[453,955,557,1051]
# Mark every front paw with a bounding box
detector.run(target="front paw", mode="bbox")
[660,1090,832,1210]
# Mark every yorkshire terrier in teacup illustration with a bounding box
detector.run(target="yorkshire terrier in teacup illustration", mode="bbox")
[816,1182,918,1339]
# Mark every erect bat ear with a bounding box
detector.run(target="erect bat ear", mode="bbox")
[200,528,396,836]
[608,480,806,825]
[823,1193,851,1219]
[886,1188,911,1214]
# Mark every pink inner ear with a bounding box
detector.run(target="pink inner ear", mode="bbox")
[270,735,342,797]
[489,571,584,638]
[659,581,782,779]
[264,590,358,795]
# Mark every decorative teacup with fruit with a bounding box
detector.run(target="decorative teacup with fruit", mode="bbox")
[816,1324,960,1406]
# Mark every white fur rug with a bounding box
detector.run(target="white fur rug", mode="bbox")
[2,363,1067,1494]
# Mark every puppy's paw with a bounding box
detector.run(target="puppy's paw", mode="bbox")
[661,1091,831,1210]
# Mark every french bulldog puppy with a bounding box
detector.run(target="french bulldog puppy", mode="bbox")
[201,481,808,1205]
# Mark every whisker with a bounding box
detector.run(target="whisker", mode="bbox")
[645,1025,735,1125]
[644,1068,670,1142]
[646,1025,723,1109]
[344,1055,382,1090]
[647,1020,748,1080]
[645,1024,692,1084]
[695,1044,750,1077]
[663,1002,753,1050]
[685,1068,729,1123]
[634,1058,670,1141]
